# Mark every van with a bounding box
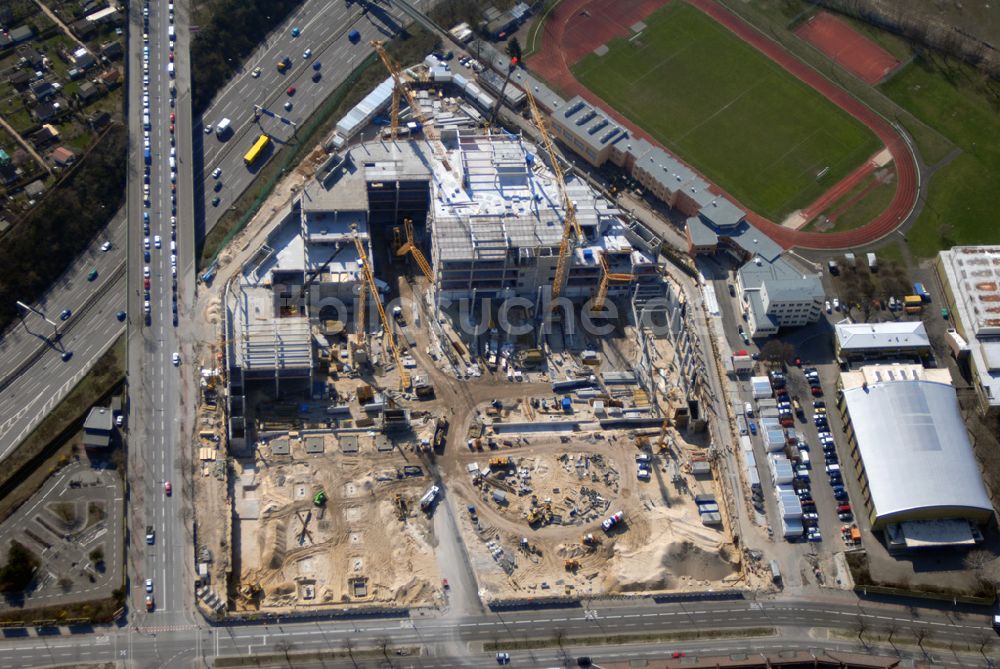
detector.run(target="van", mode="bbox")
[825,463,841,475]
[168,25,175,41]
[143,114,150,130]
[167,62,175,77]
[799,451,810,467]
[169,156,176,170]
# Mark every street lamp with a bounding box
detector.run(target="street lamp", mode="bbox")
[16,300,59,340]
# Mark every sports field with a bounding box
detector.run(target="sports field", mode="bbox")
[572,2,882,221]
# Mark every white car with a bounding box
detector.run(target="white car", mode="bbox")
[170,147,176,158]
[833,297,841,311]
[303,48,312,58]
[143,265,150,278]
[143,237,150,250]
[143,74,149,85]
[251,66,262,78]
[172,352,180,366]
[142,94,149,106]
[100,241,112,252]
[744,402,753,417]
[170,216,177,226]
[171,265,176,277]
[204,125,212,134]
[212,167,222,179]
[170,240,176,252]
[824,300,832,313]
[154,235,161,249]
[171,254,177,266]
[145,578,153,593]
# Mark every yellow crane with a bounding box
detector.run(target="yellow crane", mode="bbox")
[370,40,452,172]
[395,217,433,282]
[592,253,635,313]
[351,225,410,389]
[524,90,584,301]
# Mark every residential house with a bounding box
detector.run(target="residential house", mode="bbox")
[24,179,45,198]
[30,80,57,101]
[17,45,45,70]
[71,19,98,42]
[89,110,111,130]
[8,25,35,46]
[77,80,101,104]
[8,69,32,90]
[99,68,120,89]
[71,47,96,70]
[32,100,59,123]
[100,41,124,61]
[29,124,60,149]
[49,146,77,168]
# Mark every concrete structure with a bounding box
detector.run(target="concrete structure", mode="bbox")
[939,246,1000,415]
[737,257,824,337]
[834,321,931,363]
[83,406,113,448]
[838,363,993,549]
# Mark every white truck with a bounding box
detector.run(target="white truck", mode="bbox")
[419,485,440,511]
[215,118,231,138]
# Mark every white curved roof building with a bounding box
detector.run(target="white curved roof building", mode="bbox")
[840,365,993,542]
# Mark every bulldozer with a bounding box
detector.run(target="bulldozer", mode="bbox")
[564,559,580,571]
[581,533,599,547]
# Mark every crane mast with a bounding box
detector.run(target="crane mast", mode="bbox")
[370,40,453,172]
[524,90,584,301]
[351,226,409,389]
[396,217,434,282]
[593,253,635,313]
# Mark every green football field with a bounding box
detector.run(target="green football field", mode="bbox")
[572,2,881,221]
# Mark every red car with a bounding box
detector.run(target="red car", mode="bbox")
[164,481,172,496]
[168,52,174,62]
[143,277,150,290]
[672,652,687,659]
[286,86,296,96]
[169,112,175,122]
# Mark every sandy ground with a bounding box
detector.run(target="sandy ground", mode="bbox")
[446,422,741,602]
[233,432,442,611]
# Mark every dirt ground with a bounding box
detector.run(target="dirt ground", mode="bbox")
[446,420,741,601]
[232,431,442,611]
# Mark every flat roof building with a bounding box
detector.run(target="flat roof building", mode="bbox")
[83,406,113,448]
[939,246,1000,415]
[738,256,824,338]
[835,321,931,363]
[838,363,993,549]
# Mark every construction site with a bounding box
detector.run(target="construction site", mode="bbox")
[189,43,749,614]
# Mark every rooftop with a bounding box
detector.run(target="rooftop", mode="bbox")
[835,321,931,351]
[230,285,312,372]
[556,96,629,154]
[840,371,991,524]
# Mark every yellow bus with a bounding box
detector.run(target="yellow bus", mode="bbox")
[243,134,270,166]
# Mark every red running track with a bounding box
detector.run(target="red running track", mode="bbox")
[528,0,919,251]
[795,11,899,86]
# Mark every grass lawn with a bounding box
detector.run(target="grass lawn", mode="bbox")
[806,166,897,234]
[572,1,881,221]
[880,55,1000,256]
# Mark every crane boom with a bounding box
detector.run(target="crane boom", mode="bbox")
[352,227,409,388]
[592,253,635,313]
[396,218,433,282]
[524,90,583,301]
[370,40,452,172]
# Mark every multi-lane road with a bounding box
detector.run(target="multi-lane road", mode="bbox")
[0,596,995,667]
[193,0,419,238]
[124,0,195,629]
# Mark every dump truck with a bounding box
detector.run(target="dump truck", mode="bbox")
[419,485,440,511]
[601,511,624,532]
[488,456,510,468]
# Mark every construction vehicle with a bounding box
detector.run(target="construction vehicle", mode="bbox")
[524,90,584,301]
[395,217,433,281]
[419,485,440,511]
[393,493,407,520]
[581,533,598,546]
[370,40,452,172]
[592,252,635,313]
[488,57,519,126]
[351,225,410,389]
[489,456,511,468]
[656,416,672,453]
[564,559,580,571]
[313,490,327,506]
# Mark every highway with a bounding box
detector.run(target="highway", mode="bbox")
[0,214,126,462]
[193,0,426,239]
[124,0,196,630]
[0,596,995,667]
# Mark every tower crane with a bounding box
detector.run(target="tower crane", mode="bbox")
[592,252,635,313]
[370,40,452,172]
[351,225,410,389]
[396,217,433,282]
[524,90,584,301]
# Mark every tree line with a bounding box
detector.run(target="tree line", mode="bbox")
[190,0,305,115]
[0,125,127,331]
